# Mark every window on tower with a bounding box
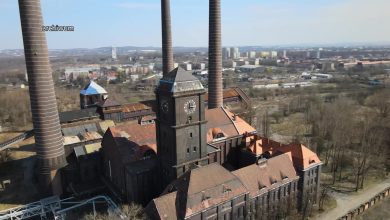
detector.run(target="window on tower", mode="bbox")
[193,146,197,152]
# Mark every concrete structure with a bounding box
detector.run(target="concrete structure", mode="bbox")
[231,47,240,59]
[249,51,257,59]
[223,47,231,59]
[161,0,174,75]
[18,0,66,195]
[316,48,322,59]
[181,63,192,71]
[271,51,278,58]
[200,63,206,70]
[208,0,223,109]
[111,46,117,60]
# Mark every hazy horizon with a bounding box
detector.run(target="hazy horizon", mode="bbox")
[1,0,390,50]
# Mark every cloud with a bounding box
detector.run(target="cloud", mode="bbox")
[115,2,158,10]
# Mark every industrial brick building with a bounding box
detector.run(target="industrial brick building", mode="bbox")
[98,68,322,219]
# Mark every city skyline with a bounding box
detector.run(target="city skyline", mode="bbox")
[1,0,390,50]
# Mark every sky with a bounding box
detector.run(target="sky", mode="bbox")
[0,0,389,49]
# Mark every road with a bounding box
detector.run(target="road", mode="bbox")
[315,178,390,220]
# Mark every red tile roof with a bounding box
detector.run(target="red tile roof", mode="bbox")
[106,121,156,163]
[152,163,248,219]
[206,107,256,143]
[243,134,322,170]
[232,154,299,197]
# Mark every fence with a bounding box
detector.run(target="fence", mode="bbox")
[338,187,390,220]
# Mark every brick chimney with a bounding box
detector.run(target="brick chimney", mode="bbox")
[208,0,223,109]
[161,0,174,75]
[18,0,66,195]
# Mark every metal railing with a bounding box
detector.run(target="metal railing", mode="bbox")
[0,195,125,220]
[0,130,34,152]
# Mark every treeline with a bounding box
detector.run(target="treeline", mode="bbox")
[306,89,390,191]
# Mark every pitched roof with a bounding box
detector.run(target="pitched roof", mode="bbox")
[274,144,322,170]
[158,67,204,93]
[232,154,299,197]
[243,134,322,170]
[106,121,157,164]
[80,81,107,95]
[204,87,239,101]
[206,107,256,142]
[59,108,99,123]
[98,98,121,108]
[152,163,248,219]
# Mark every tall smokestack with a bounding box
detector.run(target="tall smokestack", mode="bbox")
[208,0,223,109]
[18,0,66,195]
[161,0,174,75]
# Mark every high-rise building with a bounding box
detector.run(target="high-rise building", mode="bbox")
[111,46,117,60]
[232,47,240,59]
[260,51,270,58]
[283,50,287,58]
[223,47,231,59]
[200,63,206,70]
[317,48,322,59]
[249,51,256,59]
[271,51,278,58]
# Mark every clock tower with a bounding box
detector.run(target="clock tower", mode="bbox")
[155,67,208,186]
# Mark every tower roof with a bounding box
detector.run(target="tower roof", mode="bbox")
[80,81,108,95]
[158,67,204,93]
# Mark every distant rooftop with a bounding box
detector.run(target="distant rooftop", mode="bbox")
[80,81,108,95]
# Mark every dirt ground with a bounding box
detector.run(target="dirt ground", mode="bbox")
[0,133,38,211]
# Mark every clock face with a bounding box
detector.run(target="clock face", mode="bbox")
[161,100,169,113]
[184,99,196,115]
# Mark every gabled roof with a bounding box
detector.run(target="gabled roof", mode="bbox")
[158,67,204,93]
[244,134,322,170]
[206,107,256,143]
[274,144,322,170]
[80,81,107,95]
[232,154,299,197]
[105,121,157,164]
[59,108,99,124]
[151,163,248,219]
[98,98,121,108]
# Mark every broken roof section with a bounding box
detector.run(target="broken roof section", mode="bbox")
[158,67,204,93]
[104,121,157,164]
[80,81,108,95]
